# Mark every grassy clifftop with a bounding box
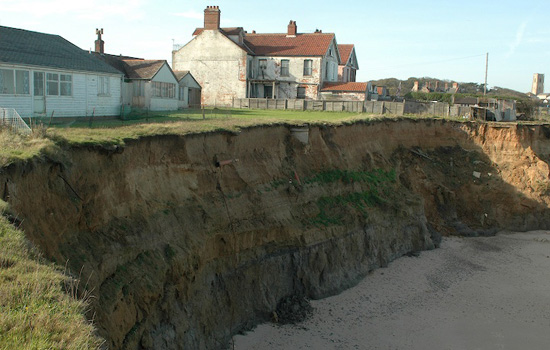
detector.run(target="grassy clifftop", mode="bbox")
[0,202,103,349]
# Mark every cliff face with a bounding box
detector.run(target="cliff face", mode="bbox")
[2,120,550,349]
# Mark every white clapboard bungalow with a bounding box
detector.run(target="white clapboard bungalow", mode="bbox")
[94,52,180,112]
[0,25,123,118]
[120,59,179,111]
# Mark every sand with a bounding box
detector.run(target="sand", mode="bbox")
[233,231,550,349]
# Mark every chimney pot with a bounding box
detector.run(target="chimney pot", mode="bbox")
[94,28,104,54]
[287,20,297,36]
[204,5,221,30]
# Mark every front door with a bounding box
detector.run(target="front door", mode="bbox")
[33,72,46,116]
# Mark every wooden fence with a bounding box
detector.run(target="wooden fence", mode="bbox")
[232,98,462,117]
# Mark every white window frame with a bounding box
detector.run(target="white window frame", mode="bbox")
[303,59,312,76]
[152,81,176,99]
[0,69,30,95]
[98,76,110,96]
[46,72,72,96]
[281,59,290,77]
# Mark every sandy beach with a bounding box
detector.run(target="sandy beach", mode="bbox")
[233,231,550,350]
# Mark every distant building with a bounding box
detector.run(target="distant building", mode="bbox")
[92,31,199,111]
[320,82,367,100]
[532,73,544,95]
[172,6,352,106]
[337,44,359,83]
[411,80,458,94]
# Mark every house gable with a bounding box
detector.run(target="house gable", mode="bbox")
[174,71,201,89]
[151,63,178,84]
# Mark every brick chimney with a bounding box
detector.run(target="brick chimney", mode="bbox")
[204,6,221,30]
[287,20,297,37]
[95,28,104,54]
[412,81,419,92]
[452,82,459,91]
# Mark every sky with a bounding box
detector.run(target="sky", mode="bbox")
[0,0,548,93]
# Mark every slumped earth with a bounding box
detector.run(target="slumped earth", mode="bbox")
[234,231,550,350]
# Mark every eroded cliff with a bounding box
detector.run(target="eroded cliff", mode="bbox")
[2,119,550,349]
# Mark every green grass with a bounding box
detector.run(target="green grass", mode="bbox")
[0,129,55,166]
[36,108,379,147]
[0,210,103,349]
[2,108,467,167]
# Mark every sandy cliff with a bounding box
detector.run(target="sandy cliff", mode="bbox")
[2,119,550,349]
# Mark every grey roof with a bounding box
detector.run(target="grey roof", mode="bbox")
[0,26,121,75]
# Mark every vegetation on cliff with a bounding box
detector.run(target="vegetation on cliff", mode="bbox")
[0,203,103,349]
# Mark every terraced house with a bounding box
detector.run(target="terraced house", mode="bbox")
[0,26,123,118]
[173,6,359,106]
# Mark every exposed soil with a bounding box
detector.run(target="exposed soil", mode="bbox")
[1,119,550,349]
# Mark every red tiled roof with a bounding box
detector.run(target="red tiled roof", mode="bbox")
[244,33,335,56]
[338,44,354,64]
[321,82,367,92]
[122,59,166,80]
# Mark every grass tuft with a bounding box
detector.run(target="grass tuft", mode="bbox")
[0,216,103,349]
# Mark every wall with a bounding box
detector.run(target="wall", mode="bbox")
[250,56,322,100]
[321,40,339,83]
[320,91,365,101]
[0,63,122,118]
[149,64,178,111]
[403,100,449,116]
[84,74,122,117]
[233,98,458,116]
[172,30,248,107]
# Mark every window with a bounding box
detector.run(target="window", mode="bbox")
[297,87,306,99]
[259,59,267,69]
[281,60,289,77]
[98,76,110,95]
[34,72,44,96]
[179,86,186,101]
[0,69,15,94]
[152,82,176,99]
[60,74,72,96]
[303,60,312,76]
[47,73,59,95]
[15,71,29,94]
[46,73,72,96]
[0,69,29,94]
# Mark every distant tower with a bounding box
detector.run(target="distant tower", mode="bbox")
[532,73,544,95]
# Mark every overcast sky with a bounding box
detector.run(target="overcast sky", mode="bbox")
[1,0,548,93]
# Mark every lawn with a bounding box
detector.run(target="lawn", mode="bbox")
[29,108,381,147]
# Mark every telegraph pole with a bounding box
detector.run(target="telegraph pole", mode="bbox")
[484,52,488,95]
